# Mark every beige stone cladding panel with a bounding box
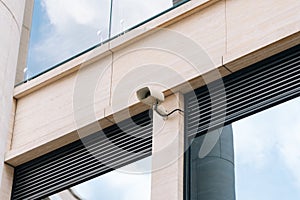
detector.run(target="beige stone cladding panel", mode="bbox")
[110,0,226,112]
[10,55,112,158]
[0,2,23,95]
[168,0,226,67]
[0,164,14,200]
[151,93,184,200]
[225,0,300,72]
[0,0,26,196]
[1,0,25,30]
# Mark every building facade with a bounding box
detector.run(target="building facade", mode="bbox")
[0,0,300,199]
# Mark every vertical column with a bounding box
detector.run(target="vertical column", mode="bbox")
[190,125,236,200]
[151,93,184,200]
[0,0,27,198]
[0,99,16,199]
[15,0,34,83]
[0,165,14,199]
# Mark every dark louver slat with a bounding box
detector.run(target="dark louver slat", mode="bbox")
[186,44,300,138]
[12,111,152,200]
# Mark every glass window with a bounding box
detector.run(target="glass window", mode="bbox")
[26,0,111,79]
[110,0,173,37]
[233,97,300,199]
[45,156,151,200]
[187,97,300,199]
[23,0,189,82]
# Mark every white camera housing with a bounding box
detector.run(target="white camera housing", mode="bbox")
[136,87,165,106]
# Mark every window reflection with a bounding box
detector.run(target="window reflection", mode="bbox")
[110,0,172,37]
[25,0,188,81]
[187,97,300,200]
[45,156,151,200]
[233,97,300,199]
[27,0,111,78]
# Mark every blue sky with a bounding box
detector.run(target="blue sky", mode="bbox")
[27,0,111,77]
[26,0,172,79]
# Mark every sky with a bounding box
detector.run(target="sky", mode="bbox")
[29,1,300,199]
[26,0,172,79]
[233,97,300,200]
[48,156,152,200]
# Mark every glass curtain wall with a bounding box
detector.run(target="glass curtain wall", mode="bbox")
[23,0,188,82]
[233,97,300,200]
[188,97,300,199]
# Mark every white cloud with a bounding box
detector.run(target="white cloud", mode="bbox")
[275,99,300,188]
[233,113,278,169]
[42,0,105,30]
[28,0,110,75]
[103,170,151,200]
[100,157,152,200]
[234,97,300,188]
[60,157,152,200]
[28,0,174,76]
[111,0,172,35]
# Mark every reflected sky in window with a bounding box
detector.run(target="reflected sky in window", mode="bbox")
[27,0,111,78]
[233,97,300,200]
[26,0,176,80]
[46,156,151,200]
[111,0,172,36]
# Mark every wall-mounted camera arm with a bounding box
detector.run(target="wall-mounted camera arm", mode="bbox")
[153,100,184,118]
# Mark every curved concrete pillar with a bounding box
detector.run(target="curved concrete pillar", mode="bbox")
[190,125,236,200]
[0,0,27,198]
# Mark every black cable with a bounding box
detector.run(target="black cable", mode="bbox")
[153,102,184,117]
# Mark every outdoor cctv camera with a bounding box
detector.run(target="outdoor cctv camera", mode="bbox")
[136,87,165,106]
[136,86,184,118]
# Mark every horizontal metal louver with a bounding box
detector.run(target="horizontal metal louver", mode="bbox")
[186,44,300,137]
[12,111,152,200]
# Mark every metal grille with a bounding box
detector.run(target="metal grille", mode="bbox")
[12,111,152,200]
[185,44,300,138]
